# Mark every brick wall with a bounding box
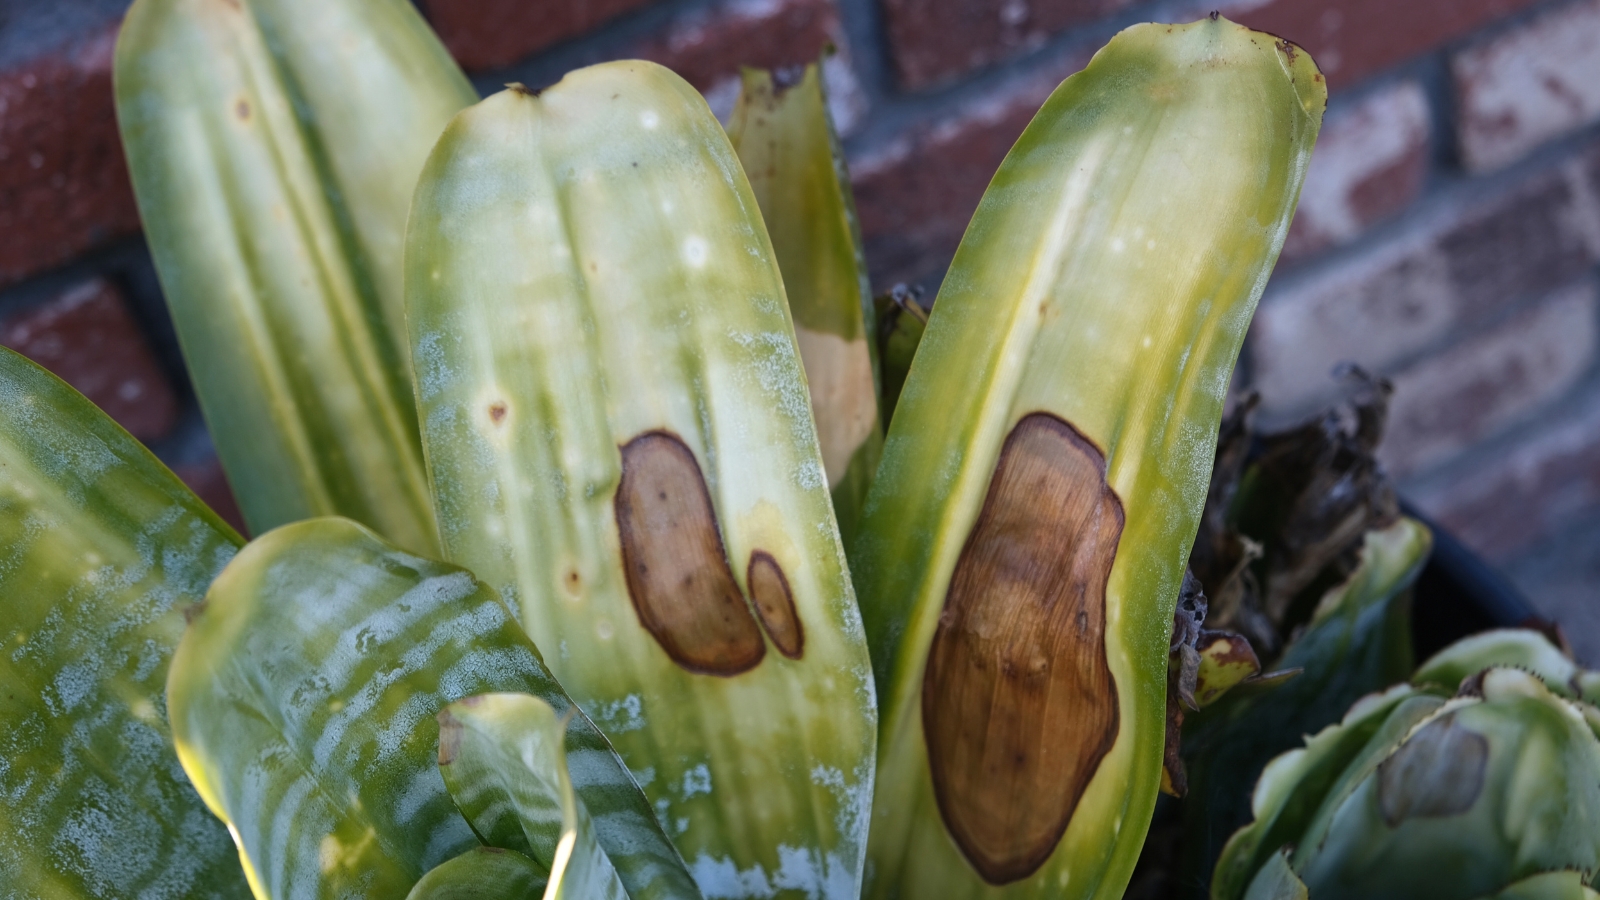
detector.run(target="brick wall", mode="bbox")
[3,0,1597,653]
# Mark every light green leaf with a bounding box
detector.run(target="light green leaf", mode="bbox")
[406,847,547,900]
[166,517,697,900]
[727,60,882,543]
[115,0,475,551]
[0,346,249,899]
[438,694,631,900]
[405,63,877,897]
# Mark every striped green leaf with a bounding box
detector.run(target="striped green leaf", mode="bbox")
[438,694,630,900]
[727,61,882,543]
[407,848,547,900]
[0,346,249,900]
[166,517,699,900]
[405,63,877,898]
[852,18,1324,899]
[114,0,476,552]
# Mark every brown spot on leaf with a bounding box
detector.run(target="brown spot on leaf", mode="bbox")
[615,431,765,676]
[1377,711,1488,826]
[235,99,250,120]
[922,413,1124,884]
[748,551,803,659]
[437,712,462,766]
[488,401,507,425]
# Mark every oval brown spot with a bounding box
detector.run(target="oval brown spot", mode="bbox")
[235,98,250,120]
[922,412,1124,884]
[488,401,507,425]
[748,551,803,659]
[615,431,765,676]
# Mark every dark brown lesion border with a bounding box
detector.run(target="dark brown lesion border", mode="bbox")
[922,412,1124,884]
[614,430,766,676]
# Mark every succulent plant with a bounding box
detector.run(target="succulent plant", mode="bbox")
[0,1,1336,899]
[1215,629,1600,900]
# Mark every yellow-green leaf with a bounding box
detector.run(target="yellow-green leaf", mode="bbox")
[405,64,877,898]
[114,0,475,552]
[852,18,1324,899]
[728,61,882,542]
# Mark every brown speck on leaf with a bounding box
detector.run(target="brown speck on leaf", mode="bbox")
[923,412,1123,884]
[488,402,507,425]
[506,82,540,97]
[235,99,250,120]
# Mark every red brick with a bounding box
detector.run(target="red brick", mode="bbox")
[1251,155,1600,414]
[1282,81,1431,262]
[1379,281,1597,477]
[1454,0,1600,173]
[0,277,178,442]
[1411,376,1600,561]
[0,24,140,287]
[629,0,864,131]
[417,0,658,72]
[173,456,249,537]
[851,57,1083,288]
[1219,0,1544,92]
[879,0,1133,90]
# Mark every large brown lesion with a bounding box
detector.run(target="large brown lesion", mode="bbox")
[614,431,769,676]
[922,412,1124,884]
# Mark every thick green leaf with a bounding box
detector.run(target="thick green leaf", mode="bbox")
[727,61,882,543]
[853,18,1323,899]
[1415,629,1594,701]
[0,347,249,899]
[166,517,697,900]
[1473,871,1599,900]
[1189,518,1433,898]
[405,64,877,897]
[406,848,547,900]
[1208,686,1442,900]
[1294,669,1600,900]
[114,0,475,551]
[438,694,629,900]
[1240,851,1306,900]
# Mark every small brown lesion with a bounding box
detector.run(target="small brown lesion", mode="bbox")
[922,412,1124,884]
[488,401,508,425]
[748,551,803,659]
[437,710,463,765]
[234,98,251,120]
[615,431,766,676]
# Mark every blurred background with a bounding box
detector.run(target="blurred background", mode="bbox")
[1,0,1595,658]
